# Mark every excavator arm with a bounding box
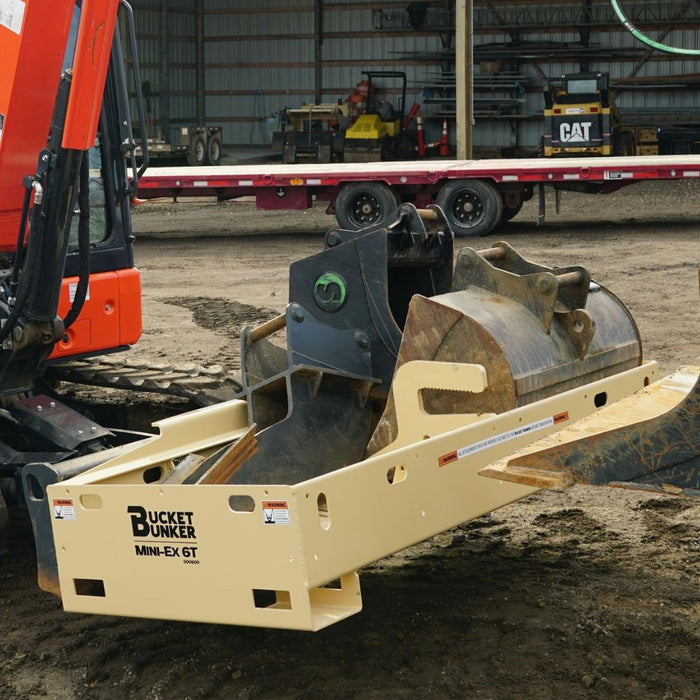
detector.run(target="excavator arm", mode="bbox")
[0,0,123,393]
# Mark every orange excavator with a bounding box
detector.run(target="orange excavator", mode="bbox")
[0,0,149,544]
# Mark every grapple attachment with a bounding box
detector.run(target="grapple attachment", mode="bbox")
[231,204,453,484]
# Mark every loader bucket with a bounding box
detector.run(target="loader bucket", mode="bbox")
[369,242,642,455]
[479,366,700,496]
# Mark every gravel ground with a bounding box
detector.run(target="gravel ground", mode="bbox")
[1,178,698,699]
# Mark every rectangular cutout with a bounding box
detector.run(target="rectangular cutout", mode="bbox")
[252,588,292,610]
[74,578,106,597]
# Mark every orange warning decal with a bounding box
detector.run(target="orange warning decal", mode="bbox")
[438,451,458,468]
[553,412,569,424]
[52,498,76,520]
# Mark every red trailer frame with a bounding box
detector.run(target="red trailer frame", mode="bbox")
[136,155,700,236]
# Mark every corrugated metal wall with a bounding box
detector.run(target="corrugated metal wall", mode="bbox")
[128,0,198,143]
[127,1,700,153]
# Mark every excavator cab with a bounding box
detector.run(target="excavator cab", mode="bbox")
[0,1,146,391]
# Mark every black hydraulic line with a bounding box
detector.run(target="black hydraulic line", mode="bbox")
[121,0,149,184]
[0,194,43,345]
[62,155,90,331]
[9,180,33,298]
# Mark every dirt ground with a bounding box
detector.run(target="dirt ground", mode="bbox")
[1,180,699,699]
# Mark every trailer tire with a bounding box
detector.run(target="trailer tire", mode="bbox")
[187,134,207,167]
[205,134,222,165]
[436,179,503,237]
[335,182,399,231]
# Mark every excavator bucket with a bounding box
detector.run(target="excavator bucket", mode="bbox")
[480,366,700,496]
[368,241,642,455]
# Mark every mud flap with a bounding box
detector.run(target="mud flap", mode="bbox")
[479,367,700,496]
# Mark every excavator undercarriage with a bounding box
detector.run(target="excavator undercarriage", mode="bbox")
[23,205,699,631]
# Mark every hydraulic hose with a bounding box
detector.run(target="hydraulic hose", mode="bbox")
[9,180,34,297]
[62,153,91,330]
[0,184,46,345]
[610,0,700,55]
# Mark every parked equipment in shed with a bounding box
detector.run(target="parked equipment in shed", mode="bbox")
[134,79,222,166]
[272,103,347,164]
[344,71,408,162]
[543,72,636,157]
[134,125,223,166]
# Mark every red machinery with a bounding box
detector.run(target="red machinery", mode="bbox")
[0,0,142,377]
[0,0,147,528]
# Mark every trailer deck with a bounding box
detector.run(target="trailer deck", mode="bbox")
[136,155,700,235]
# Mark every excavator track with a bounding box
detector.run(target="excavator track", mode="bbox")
[46,355,242,406]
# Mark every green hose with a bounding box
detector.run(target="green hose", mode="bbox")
[610,0,700,55]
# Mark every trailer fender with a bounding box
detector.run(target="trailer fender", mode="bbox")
[335,181,399,231]
[436,179,503,237]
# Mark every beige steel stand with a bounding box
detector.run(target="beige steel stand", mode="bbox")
[48,362,658,631]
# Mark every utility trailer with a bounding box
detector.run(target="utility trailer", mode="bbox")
[133,125,223,167]
[136,154,700,236]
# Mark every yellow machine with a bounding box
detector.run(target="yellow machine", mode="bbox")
[344,71,407,162]
[27,206,699,631]
[543,72,635,157]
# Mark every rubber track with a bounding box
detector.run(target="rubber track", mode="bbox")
[46,355,242,406]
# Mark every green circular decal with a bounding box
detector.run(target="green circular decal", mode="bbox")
[313,272,347,312]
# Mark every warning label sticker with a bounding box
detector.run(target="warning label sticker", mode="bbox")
[0,0,26,35]
[438,412,569,468]
[52,498,76,521]
[262,500,290,525]
[68,282,90,303]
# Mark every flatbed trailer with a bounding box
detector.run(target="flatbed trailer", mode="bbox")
[136,154,700,236]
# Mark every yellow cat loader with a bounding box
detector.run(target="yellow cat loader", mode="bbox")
[543,72,636,157]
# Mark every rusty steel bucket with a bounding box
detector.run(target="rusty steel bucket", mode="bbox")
[369,242,642,454]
